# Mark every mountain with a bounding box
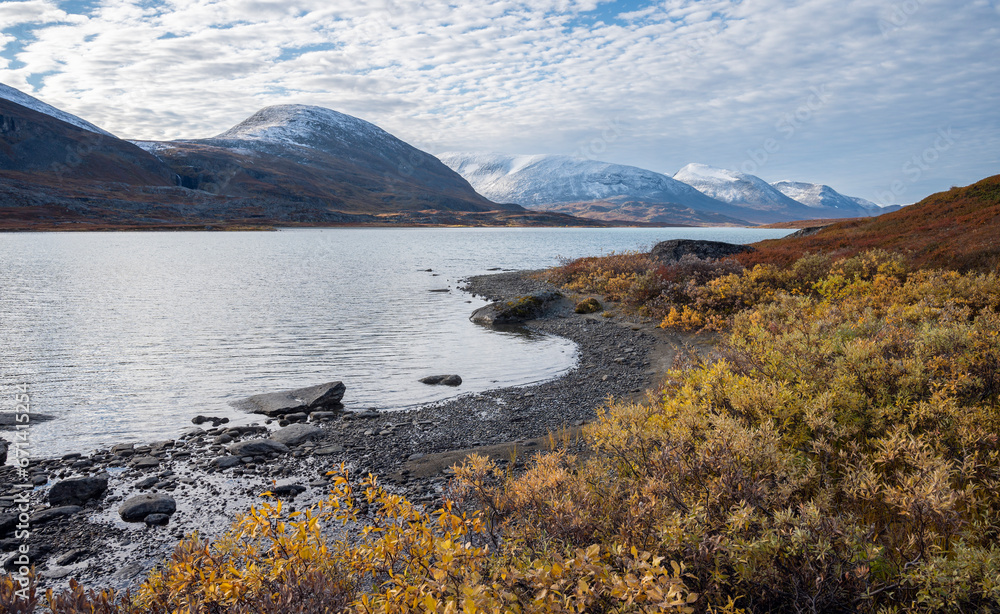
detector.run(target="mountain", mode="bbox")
[0,96,175,186]
[0,83,113,137]
[437,152,774,225]
[672,163,817,214]
[137,105,514,214]
[771,180,897,216]
[745,175,1000,272]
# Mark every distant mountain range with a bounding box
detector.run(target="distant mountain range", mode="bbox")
[1,83,897,229]
[440,154,896,226]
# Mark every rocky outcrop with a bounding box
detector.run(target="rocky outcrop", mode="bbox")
[470,291,561,325]
[650,239,754,263]
[118,494,176,523]
[236,381,346,417]
[48,474,108,506]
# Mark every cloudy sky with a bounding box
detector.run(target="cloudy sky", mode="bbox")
[1,0,997,204]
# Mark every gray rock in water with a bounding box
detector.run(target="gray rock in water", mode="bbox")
[119,494,176,522]
[31,506,83,525]
[228,439,290,457]
[0,413,54,428]
[0,438,7,465]
[470,291,561,325]
[650,239,754,263]
[420,375,463,386]
[48,474,109,506]
[269,424,322,446]
[236,381,346,417]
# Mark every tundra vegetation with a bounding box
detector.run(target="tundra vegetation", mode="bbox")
[5,239,1000,612]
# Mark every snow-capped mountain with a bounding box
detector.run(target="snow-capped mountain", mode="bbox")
[438,152,729,212]
[771,180,881,213]
[0,83,113,137]
[672,163,816,216]
[136,105,512,213]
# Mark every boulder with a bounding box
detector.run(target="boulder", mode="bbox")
[144,513,171,526]
[236,381,346,417]
[312,444,345,455]
[269,424,322,446]
[470,291,561,325]
[227,439,289,457]
[48,474,109,506]
[119,494,176,522]
[0,438,7,464]
[419,375,462,386]
[650,239,754,263]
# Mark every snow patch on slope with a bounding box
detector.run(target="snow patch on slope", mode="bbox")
[0,82,113,137]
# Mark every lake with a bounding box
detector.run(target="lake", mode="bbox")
[0,227,791,458]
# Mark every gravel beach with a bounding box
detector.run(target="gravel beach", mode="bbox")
[0,270,712,593]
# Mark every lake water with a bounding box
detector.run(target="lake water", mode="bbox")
[0,227,791,459]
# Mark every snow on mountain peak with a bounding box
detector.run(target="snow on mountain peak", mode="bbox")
[0,82,113,137]
[214,104,393,149]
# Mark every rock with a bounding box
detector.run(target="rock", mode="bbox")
[211,456,242,469]
[785,225,831,238]
[228,439,289,457]
[0,413,54,427]
[30,506,83,524]
[48,474,108,506]
[213,434,233,444]
[284,412,308,423]
[236,381,346,417]
[353,410,380,419]
[119,494,176,522]
[111,443,135,456]
[649,239,754,263]
[574,298,603,314]
[179,427,206,439]
[0,514,16,538]
[135,476,158,489]
[419,374,462,386]
[407,452,425,461]
[269,424,322,447]
[144,513,171,526]
[0,438,7,465]
[309,411,337,421]
[470,291,561,325]
[271,484,306,498]
[131,456,160,469]
[312,444,345,455]
[55,548,90,566]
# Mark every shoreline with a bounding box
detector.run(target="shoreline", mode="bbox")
[0,270,711,592]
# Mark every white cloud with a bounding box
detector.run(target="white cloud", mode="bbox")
[0,0,997,199]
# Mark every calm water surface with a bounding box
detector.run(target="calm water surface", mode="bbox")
[0,227,791,458]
